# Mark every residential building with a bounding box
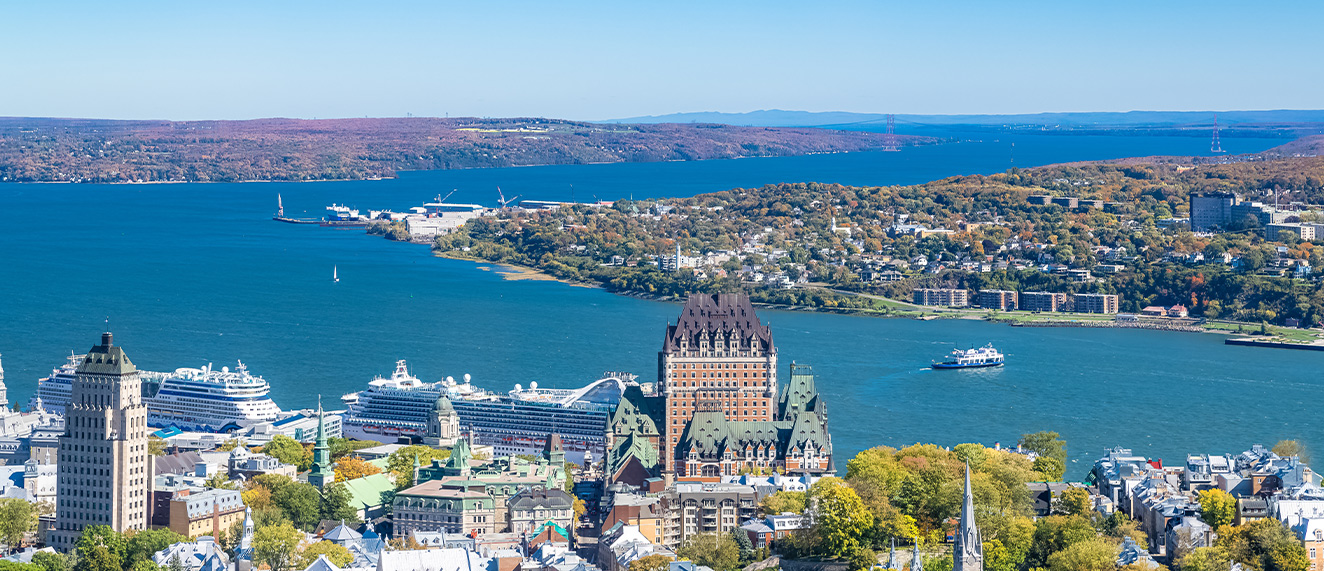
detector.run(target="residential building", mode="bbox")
[598,523,675,571]
[1019,291,1064,313]
[52,332,151,549]
[226,448,297,480]
[674,482,759,540]
[392,479,498,536]
[913,288,969,307]
[657,294,778,472]
[978,290,1017,310]
[410,437,568,533]
[151,536,229,571]
[1073,293,1119,314]
[507,488,575,535]
[167,488,245,538]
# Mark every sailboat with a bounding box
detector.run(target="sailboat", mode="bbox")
[333,266,339,283]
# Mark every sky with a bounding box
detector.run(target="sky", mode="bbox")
[1,0,1321,121]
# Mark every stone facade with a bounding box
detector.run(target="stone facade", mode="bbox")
[52,333,151,549]
[507,488,575,535]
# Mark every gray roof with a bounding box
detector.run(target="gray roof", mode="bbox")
[509,488,574,511]
[662,294,774,354]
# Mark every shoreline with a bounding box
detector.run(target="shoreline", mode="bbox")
[431,248,1307,341]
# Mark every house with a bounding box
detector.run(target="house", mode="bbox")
[1168,305,1189,318]
[1141,306,1169,317]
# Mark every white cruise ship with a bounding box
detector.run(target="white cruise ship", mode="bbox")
[33,354,280,431]
[32,353,169,414]
[341,360,636,463]
[146,361,282,430]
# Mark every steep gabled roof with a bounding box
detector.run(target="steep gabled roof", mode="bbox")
[777,363,819,419]
[662,294,774,353]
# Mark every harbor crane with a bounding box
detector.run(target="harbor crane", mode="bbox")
[497,186,521,209]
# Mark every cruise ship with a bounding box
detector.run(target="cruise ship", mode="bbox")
[32,353,169,414]
[145,361,282,430]
[341,360,635,463]
[33,355,281,431]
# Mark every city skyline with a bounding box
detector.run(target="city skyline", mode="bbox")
[2,0,1322,121]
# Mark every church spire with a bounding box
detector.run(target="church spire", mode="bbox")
[911,538,923,571]
[954,462,983,571]
[308,396,334,490]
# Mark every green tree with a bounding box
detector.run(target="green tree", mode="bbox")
[1053,488,1091,516]
[0,561,43,571]
[1045,537,1116,571]
[1197,489,1237,529]
[299,541,353,568]
[1025,515,1095,569]
[74,526,125,571]
[677,532,740,571]
[273,482,322,531]
[385,446,451,488]
[0,499,37,553]
[732,528,754,563]
[147,436,167,456]
[260,435,311,470]
[318,482,358,523]
[1273,440,1310,464]
[628,554,672,571]
[1020,431,1067,481]
[759,491,807,516]
[953,443,989,468]
[128,562,162,571]
[124,528,187,569]
[30,552,72,571]
[806,478,873,558]
[253,523,304,571]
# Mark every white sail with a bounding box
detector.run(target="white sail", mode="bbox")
[334,265,339,282]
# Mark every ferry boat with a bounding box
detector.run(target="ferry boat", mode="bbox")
[144,361,282,430]
[340,360,635,463]
[33,355,280,430]
[932,344,1005,369]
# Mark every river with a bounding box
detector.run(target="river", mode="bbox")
[0,131,1308,475]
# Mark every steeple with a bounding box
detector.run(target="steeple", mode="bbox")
[308,396,334,490]
[953,462,983,571]
[887,538,900,569]
[911,538,923,571]
[0,352,7,410]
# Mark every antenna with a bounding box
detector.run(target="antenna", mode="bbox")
[1211,114,1225,153]
[882,114,899,152]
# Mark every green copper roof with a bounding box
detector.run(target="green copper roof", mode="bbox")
[77,332,137,376]
[340,473,394,509]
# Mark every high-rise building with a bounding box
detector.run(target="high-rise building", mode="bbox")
[954,463,983,571]
[52,332,150,549]
[307,401,334,490]
[1190,192,1239,231]
[1019,291,1064,313]
[658,294,776,472]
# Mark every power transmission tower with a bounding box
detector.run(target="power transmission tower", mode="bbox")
[882,114,900,152]
[1211,114,1225,153]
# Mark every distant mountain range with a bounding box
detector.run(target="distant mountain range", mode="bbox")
[605,109,1324,128]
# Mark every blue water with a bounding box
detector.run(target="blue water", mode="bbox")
[0,132,1305,476]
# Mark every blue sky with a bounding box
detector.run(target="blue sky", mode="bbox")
[1,0,1320,121]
